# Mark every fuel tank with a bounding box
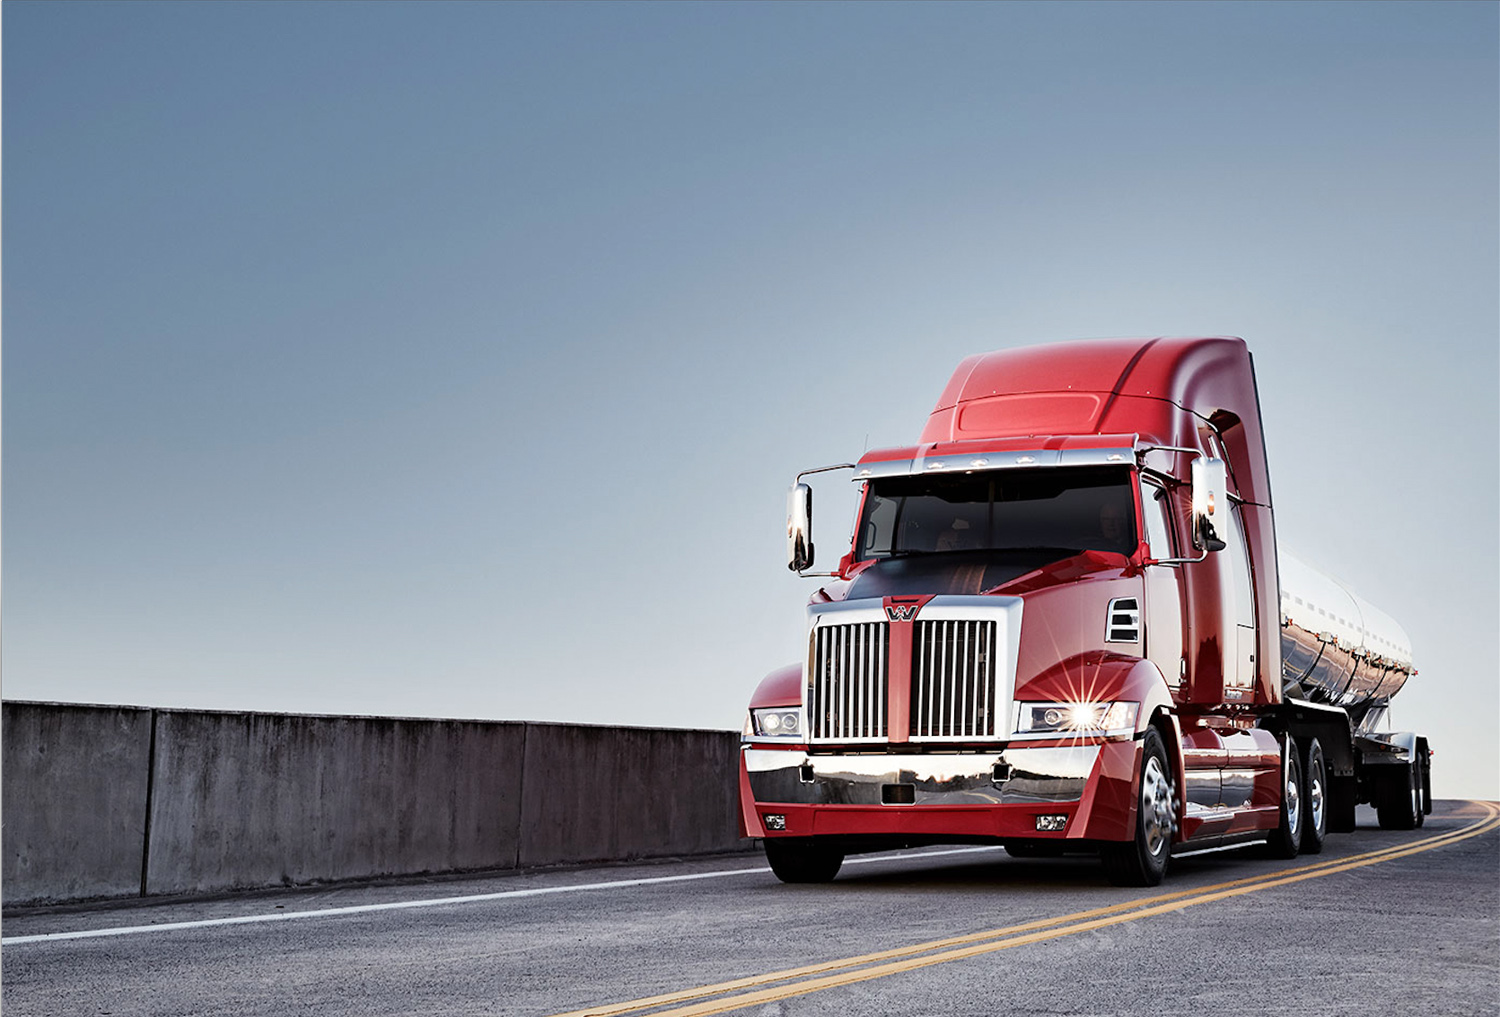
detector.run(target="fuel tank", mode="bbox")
[1278,550,1414,715]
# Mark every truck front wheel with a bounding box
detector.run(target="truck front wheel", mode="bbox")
[1100,727,1174,887]
[764,838,844,883]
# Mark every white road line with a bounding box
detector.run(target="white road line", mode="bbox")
[3,846,1002,945]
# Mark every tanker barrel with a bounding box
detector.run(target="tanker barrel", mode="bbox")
[1277,551,1414,711]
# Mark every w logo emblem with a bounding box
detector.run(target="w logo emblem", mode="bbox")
[885,603,919,622]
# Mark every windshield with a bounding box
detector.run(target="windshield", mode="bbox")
[854,465,1137,561]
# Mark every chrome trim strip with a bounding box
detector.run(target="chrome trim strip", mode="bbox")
[851,447,1137,480]
[851,458,916,481]
[808,602,888,623]
[1172,834,1270,858]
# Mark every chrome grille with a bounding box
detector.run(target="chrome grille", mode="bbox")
[808,622,888,743]
[912,619,998,740]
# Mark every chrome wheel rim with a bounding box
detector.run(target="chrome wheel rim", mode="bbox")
[1285,764,1302,837]
[1141,756,1173,857]
[1308,762,1325,834]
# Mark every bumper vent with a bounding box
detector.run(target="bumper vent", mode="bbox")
[1106,597,1141,643]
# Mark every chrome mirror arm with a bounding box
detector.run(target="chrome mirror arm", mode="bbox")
[788,464,857,576]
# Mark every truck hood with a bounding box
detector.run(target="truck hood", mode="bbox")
[842,548,1133,600]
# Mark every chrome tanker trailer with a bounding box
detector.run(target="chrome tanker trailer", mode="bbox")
[1277,551,1427,832]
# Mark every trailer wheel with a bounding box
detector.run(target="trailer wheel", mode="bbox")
[1300,738,1327,854]
[1415,747,1428,828]
[764,838,844,883]
[1100,728,1174,887]
[1328,776,1358,833]
[1376,759,1420,831]
[1265,737,1303,859]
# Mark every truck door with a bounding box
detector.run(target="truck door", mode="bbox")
[1140,478,1184,692]
[1225,503,1256,695]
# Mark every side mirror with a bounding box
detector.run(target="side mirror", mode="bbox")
[787,483,814,571]
[1191,457,1228,552]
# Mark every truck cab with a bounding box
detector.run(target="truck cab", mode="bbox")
[740,337,1425,885]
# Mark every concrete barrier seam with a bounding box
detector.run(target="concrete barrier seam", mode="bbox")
[138,709,158,898]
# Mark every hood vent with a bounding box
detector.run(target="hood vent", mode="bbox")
[1106,597,1141,643]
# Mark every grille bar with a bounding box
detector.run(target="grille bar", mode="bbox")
[912,619,997,740]
[810,621,888,742]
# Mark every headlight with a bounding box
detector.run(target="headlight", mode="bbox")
[746,707,804,739]
[1015,701,1139,735]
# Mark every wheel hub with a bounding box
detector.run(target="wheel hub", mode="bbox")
[1308,770,1325,832]
[1285,767,1302,835]
[1141,757,1173,856]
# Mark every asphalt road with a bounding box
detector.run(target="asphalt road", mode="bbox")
[4,801,1496,1017]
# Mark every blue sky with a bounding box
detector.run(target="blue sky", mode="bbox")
[5,2,1496,797]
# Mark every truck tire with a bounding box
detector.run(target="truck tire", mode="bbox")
[1328,776,1358,833]
[1415,747,1429,828]
[764,839,844,883]
[1265,737,1304,859]
[1376,760,1420,831]
[1300,738,1328,854]
[1100,728,1174,887]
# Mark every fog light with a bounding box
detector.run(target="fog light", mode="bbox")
[764,814,786,831]
[1036,814,1068,832]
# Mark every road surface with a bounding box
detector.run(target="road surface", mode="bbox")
[4,801,1496,1016]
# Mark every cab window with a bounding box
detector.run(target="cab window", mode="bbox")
[1141,479,1176,559]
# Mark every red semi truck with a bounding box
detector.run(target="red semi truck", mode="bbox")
[739,336,1428,886]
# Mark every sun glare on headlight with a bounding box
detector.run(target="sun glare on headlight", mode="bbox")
[1016,701,1139,735]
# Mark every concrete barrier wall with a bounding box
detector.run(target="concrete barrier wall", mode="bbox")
[2,704,155,903]
[518,724,742,867]
[144,711,531,896]
[2,703,749,906]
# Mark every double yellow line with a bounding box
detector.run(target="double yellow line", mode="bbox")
[549,801,1499,1017]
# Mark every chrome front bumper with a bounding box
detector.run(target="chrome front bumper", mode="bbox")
[744,746,1101,807]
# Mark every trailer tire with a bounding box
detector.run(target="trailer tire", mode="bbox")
[1328,776,1358,833]
[1265,737,1303,859]
[1300,738,1328,854]
[1376,761,1420,831]
[1415,748,1428,828]
[764,839,843,883]
[1100,728,1173,887]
